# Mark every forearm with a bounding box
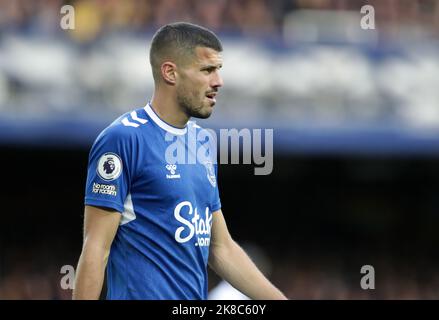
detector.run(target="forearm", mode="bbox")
[72,245,109,300]
[209,241,287,300]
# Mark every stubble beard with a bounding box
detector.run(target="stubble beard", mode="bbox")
[176,88,212,119]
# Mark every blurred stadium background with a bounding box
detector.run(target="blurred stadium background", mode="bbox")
[1,0,439,299]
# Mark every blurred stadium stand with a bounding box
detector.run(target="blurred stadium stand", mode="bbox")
[0,0,439,153]
[1,0,439,299]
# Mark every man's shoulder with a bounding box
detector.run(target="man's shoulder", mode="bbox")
[111,107,150,131]
[91,107,154,149]
[101,107,151,137]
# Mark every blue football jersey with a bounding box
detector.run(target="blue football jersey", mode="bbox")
[84,103,221,300]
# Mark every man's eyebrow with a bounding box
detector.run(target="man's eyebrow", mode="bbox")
[200,64,222,70]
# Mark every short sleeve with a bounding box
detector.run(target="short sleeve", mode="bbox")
[84,126,138,213]
[211,163,221,212]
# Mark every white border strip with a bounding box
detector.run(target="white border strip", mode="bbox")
[144,103,187,135]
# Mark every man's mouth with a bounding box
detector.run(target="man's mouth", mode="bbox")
[205,92,217,103]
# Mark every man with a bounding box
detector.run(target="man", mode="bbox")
[73,22,286,300]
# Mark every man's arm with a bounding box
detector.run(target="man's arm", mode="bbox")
[208,209,287,300]
[72,205,121,300]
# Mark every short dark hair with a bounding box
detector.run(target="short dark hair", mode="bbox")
[149,22,223,82]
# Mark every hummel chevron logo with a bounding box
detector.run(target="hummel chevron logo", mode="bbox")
[122,111,148,128]
[131,111,148,124]
[122,117,139,127]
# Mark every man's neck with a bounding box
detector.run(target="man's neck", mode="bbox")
[150,90,189,129]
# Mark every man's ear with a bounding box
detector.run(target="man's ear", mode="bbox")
[161,61,177,85]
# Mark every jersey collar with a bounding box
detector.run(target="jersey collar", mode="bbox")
[144,103,187,135]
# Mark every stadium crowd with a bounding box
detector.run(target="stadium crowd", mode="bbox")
[0,0,438,41]
[2,247,439,299]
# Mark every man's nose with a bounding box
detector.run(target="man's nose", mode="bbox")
[211,72,223,89]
